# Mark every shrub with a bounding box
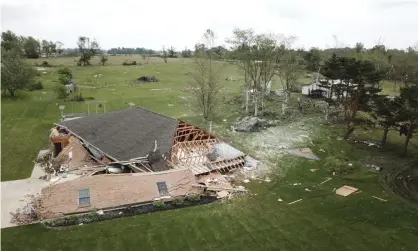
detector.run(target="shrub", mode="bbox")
[57,67,72,78]
[152,200,165,208]
[55,84,69,99]
[41,61,50,67]
[172,197,185,206]
[186,194,201,202]
[69,92,84,102]
[323,155,356,174]
[58,74,72,85]
[27,81,43,91]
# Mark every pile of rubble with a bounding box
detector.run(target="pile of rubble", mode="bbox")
[137,76,158,82]
[232,117,281,132]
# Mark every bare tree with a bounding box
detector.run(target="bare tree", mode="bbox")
[276,37,302,114]
[189,29,223,131]
[227,29,283,116]
[162,46,168,63]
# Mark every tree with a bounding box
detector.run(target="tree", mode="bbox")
[397,81,418,155]
[56,41,64,56]
[1,51,36,96]
[1,30,21,53]
[354,42,364,54]
[321,55,384,138]
[23,37,40,58]
[303,47,322,71]
[77,36,99,66]
[141,54,150,64]
[99,54,108,66]
[372,96,402,147]
[181,48,192,58]
[277,38,303,109]
[226,29,283,116]
[42,40,50,57]
[168,46,176,58]
[161,46,168,63]
[190,29,223,131]
[57,67,73,85]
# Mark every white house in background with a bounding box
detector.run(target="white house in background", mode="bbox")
[302,79,355,99]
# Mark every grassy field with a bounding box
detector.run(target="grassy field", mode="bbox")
[2,124,418,251]
[2,55,418,250]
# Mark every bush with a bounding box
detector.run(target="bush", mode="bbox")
[152,200,165,208]
[27,81,43,91]
[122,60,140,66]
[172,197,185,206]
[186,194,201,202]
[69,92,84,102]
[41,61,50,67]
[58,74,72,86]
[55,84,69,99]
[57,67,72,78]
[323,155,356,174]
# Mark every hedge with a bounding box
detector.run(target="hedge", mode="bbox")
[43,196,217,227]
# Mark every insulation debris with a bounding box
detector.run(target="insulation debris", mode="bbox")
[336,185,359,196]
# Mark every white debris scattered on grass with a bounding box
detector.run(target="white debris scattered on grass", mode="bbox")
[243,179,250,183]
[278,198,283,202]
[118,212,123,215]
[348,163,353,167]
[305,188,311,192]
[372,196,387,202]
[288,199,302,205]
[168,104,174,107]
[97,210,104,215]
[319,149,325,152]
[310,169,319,172]
[293,183,301,186]
[79,223,83,226]
[319,178,332,185]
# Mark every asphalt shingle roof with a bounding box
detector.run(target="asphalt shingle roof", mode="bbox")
[58,107,179,161]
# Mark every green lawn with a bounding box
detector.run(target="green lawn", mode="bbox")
[2,125,418,251]
[2,55,418,250]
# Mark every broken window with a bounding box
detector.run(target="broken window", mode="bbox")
[156,182,168,196]
[78,189,91,206]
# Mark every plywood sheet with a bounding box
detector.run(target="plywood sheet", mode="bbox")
[336,185,359,196]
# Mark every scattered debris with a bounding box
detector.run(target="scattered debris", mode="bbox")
[293,183,301,186]
[319,177,332,185]
[138,76,158,82]
[288,199,302,205]
[243,179,250,183]
[168,104,174,107]
[367,164,382,172]
[233,116,260,132]
[217,190,229,199]
[282,148,320,160]
[277,198,283,202]
[336,185,359,196]
[372,196,387,202]
[309,169,319,172]
[305,188,311,192]
[348,163,353,167]
[97,210,104,215]
[79,223,84,226]
[336,137,343,141]
[319,149,325,152]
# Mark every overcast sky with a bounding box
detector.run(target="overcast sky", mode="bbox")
[1,0,418,50]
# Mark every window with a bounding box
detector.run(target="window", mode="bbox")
[156,182,168,196]
[78,189,91,206]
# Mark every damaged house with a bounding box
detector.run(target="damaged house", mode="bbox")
[41,107,253,219]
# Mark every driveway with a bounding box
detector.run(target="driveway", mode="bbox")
[1,151,50,228]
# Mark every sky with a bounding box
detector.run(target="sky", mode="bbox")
[1,0,418,50]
